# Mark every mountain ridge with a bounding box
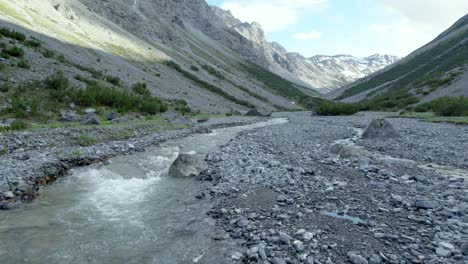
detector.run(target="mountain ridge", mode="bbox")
[209,6,399,92]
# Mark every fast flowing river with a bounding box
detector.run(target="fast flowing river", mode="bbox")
[0,118,288,264]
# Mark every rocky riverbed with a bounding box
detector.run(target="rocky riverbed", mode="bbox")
[201,112,468,264]
[0,116,263,208]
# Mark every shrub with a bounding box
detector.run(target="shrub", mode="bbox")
[24,39,41,48]
[105,75,121,86]
[2,120,29,132]
[17,60,30,69]
[0,28,26,41]
[202,65,224,79]
[316,101,359,116]
[57,54,66,63]
[174,99,191,114]
[2,46,24,58]
[132,82,151,96]
[0,81,12,92]
[421,96,468,116]
[69,82,167,115]
[45,70,69,91]
[43,49,55,58]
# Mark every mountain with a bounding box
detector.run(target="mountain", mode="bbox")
[330,14,468,105]
[0,0,324,115]
[211,7,399,93]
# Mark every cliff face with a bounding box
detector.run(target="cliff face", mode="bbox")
[209,6,399,92]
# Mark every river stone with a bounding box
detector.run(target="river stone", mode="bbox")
[169,153,208,177]
[460,241,468,255]
[107,112,120,121]
[245,108,272,117]
[414,200,439,209]
[348,252,368,264]
[111,116,131,124]
[80,113,100,125]
[361,119,400,139]
[162,111,192,125]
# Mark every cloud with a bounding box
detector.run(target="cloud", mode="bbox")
[293,30,322,40]
[375,0,468,26]
[220,0,328,32]
[369,0,468,56]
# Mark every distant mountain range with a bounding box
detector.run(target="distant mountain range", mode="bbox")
[330,13,468,104]
[212,6,399,93]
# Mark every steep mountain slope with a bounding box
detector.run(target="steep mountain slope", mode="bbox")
[0,0,322,115]
[330,14,468,104]
[211,7,399,93]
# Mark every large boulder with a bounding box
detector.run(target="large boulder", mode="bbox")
[162,111,192,126]
[245,108,272,117]
[107,112,120,121]
[80,113,100,125]
[361,119,400,139]
[169,153,208,177]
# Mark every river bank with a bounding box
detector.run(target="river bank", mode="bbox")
[0,115,263,209]
[204,112,468,263]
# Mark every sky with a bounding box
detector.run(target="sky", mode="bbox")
[206,0,468,58]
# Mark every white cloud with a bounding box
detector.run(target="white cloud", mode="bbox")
[293,30,322,40]
[220,0,328,32]
[369,0,468,56]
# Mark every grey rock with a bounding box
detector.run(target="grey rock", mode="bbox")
[80,113,100,125]
[162,111,192,125]
[111,117,131,124]
[3,191,14,199]
[436,247,451,257]
[460,241,468,255]
[414,200,439,210]
[348,252,368,264]
[169,153,208,177]
[271,257,287,264]
[85,108,96,114]
[293,240,305,252]
[279,232,292,245]
[192,126,211,134]
[107,112,120,121]
[362,119,400,139]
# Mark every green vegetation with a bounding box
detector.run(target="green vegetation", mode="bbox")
[76,134,97,147]
[202,65,224,79]
[131,82,151,96]
[172,99,191,114]
[57,54,66,63]
[1,71,168,122]
[239,61,322,109]
[399,112,468,125]
[24,39,41,48]
[413,96,468,116]
[164,60,254,108]
[316,101,359,116]
[17,60,30,69]
[105,75,121,86]
[42,49,54,58]
[1,46,24,58]
[190,65,199,71]
[0,81,12,92]
[0,28,26,41]
[0,120,29,132]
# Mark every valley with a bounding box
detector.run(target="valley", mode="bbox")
[0,0,467,264]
